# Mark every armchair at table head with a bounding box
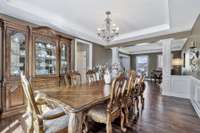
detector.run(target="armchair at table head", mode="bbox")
[20,73,69,133]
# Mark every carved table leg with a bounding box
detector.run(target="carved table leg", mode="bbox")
[68,112,84,133]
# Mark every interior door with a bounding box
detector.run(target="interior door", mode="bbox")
[76,42,90,83]
[77,51,87,83]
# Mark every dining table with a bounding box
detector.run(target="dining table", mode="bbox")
[36,81,111,133]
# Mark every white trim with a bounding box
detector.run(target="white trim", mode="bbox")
[75,39,93,71]
[163,91,190,99]
[113,24,170,42]
[129,48,182,55]
[191,100,200,118]
[119,53,129,58]
[1,0,198,46]
[163,75,200,118]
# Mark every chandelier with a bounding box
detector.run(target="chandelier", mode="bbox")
[97,11,119,42]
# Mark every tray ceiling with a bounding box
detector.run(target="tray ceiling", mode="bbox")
[0,0,200,46]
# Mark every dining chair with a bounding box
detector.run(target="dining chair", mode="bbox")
[86,73,128,133]
[122,70,137,123]
[133,74,146,112]
[20,73,69,133]
[86,69,97,84]
[138,75,145,109]
[64,73,71,86]
[69,70,82,86]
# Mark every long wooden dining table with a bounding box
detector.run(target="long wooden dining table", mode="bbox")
[36,81,111,133]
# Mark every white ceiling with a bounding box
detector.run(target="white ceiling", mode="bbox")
[0,0,200,46]
[120,38,187,54]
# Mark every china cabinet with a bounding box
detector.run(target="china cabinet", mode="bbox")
[0,16,72,118]
[59,37,71,84]
[60,38,71,74]
[1,19,28,117]
[30,27,60,89]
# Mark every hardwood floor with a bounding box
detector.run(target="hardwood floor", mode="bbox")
[0,81,200,133]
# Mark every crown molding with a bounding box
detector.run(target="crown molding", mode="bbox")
[0,0,195,47]
[0,0,175,46]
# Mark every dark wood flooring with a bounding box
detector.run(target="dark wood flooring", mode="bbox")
[0,81,200,133]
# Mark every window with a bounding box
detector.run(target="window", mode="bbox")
[136,55,149,76]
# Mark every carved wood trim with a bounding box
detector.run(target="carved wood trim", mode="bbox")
[5,84,25,110]
[32,26,58,38]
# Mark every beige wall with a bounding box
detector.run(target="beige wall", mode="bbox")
[92,44,112,67]
[71,42,112,69]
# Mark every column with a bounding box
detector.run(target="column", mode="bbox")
[111,47,119,78]
[112,47,119,65]
[161,39,172,95]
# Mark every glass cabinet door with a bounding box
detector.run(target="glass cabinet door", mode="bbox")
[35,41,57,75]
[10,31,26,76]
[60,43,70,74]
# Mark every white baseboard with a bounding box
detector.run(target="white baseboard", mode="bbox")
[162,91,190,99]
[191,100,200,118]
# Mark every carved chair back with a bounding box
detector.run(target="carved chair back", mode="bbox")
[64,73,71,86]
[138,74,145,93]
[86,69,97,83]
[20,73,43,132]
[127,70,137,97]
[107,73,127,112]
[21,73,40,114]
[69,70,82,86]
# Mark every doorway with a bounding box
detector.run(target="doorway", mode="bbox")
[75,39,92,83]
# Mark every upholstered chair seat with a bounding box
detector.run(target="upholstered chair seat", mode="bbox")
[87,103,120,123]
[42,107,66,119]
[43,108,69,133]
[86,74,128,133]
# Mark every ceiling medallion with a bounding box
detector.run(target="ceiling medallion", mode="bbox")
[97,11,119,42]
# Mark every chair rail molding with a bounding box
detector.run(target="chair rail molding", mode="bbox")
[164,75,200,118]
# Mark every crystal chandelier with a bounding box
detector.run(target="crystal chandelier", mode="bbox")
[97,11,119,42]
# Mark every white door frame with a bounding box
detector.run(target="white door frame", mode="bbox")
[75,39,93,71]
